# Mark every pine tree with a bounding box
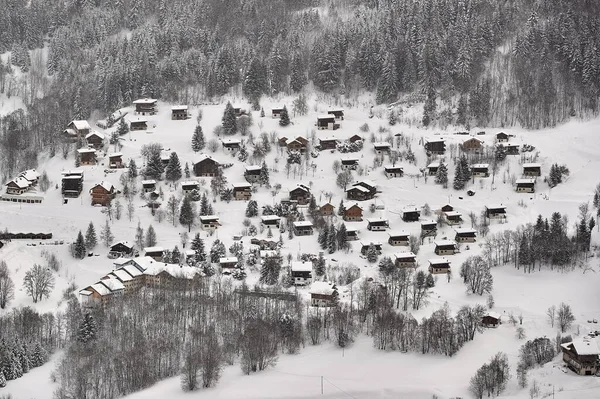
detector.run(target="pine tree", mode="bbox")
[338,199,346,216]
[318,223,330,250]
[259,161,270,187]
[77,313,97,343]
[190,233,206,263]
[244,58,267,104]
[73,231,86,259]
[99,219,114,247]
[179,196,196,232]
[165,152,182,182]
[172,246,181,264]
[366,244,378,263]
[210,239,226,263]
[435,163,448,188]
[388,109,397,126]
[0,369,6,387]
[327,224,338,254]
[191,125,205,152]
[376,53,398,104]
[200,193,209,216]
[31,343,47,368]
[222,102,238,136]
[336,223,349,252]
[453,155,469,190]
[290,52,307,92]
[245,200,258,217]
[238,144,249,162]
[117,118,129,136]
[315,252,326,276]
[145,150,164,179]
[260,255,282,285]
[128,159,138,179]
[145,225,157,247]
[84,222,97,250]
[279,105,291,127]
[135,222,144,250]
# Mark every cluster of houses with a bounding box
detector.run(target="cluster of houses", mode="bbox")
[2,169,43,204]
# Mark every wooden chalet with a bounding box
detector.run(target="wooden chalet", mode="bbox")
[434,240,458,255]
[293,221,314,236]
[424,139,446,155]
[222,138,241,152]
[77,148,97,165]
[271,107,284,118]
[327,108,344,120]
[461,137,483,152]
[427,161,442,176]
[441,204,454,212]
[160,152,172,167]
[320,203,335,216]
[219,257,238,270]
[278,137,288,147]
[291,261,312,286]
[471,163,490,177]
[384,165,404,178]
[142,179,156,193]
[316,115,339,130]
[85,131,105,149]
[481,312,501,328]
[502,143,520,155]
[232,182,252,201]
[561,339,600,376]
[341,157,359,170]
[109,241,135,258]
[232,105,246,117]
[348,134,362,143]
[244,165,262,183]
[367,218,389,231]
[394,252,417,268]
[343,204,363,221]
[443,210,463,225]
[346,180,377,201]
[90,181,115,206]
[5,177,31,195]
[516,178,536,193]
[496,132,509,143]
[522,163,541,177]
[19,169,40,185]
[428,258,451,274]
[61,170,84,198]
[420,221,437,236]
[289,184,310,205]
[193,155,220,177]
[261,215,281,227]
[133,98,158,115]
[108,153,124,169]
[181,181,199,194]
[319,137,339,150]
[388,231,409,246]
[360,241,383,255]
[143,246,164,261]
[485,205,507,220]
[373,142,391,155]
[199,215,220,232]
[287,138,307,153]
[454,228,477,243]
[345,228,359,241]
[63,120,91,140]
[310,281,337,307]
[402,207,421,222]
[171,105,189,120]
[129,119,148,131]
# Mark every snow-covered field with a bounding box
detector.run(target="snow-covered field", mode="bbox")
[1,95,600,398]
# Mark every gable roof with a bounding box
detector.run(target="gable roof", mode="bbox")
[310,281,336,296]
[92,181,114,192]
[194,154,219,165]
[7,176,31,189]
[133,98,157,104]
[85,131,104,140]
[70,120,91,130]
[429,258,450,265]
[435,239,457,247]
[19,169,40,181]
[291,261,313,272]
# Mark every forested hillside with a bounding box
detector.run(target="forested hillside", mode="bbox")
[1,0,600,177]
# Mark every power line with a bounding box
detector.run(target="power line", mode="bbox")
[323,376,360,399]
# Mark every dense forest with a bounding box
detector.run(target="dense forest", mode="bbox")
[1,0,600,175]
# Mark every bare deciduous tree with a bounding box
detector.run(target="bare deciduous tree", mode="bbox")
[0,260,15,309]
[23,264,55,303]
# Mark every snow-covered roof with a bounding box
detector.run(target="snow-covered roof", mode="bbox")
[113,258,130,267]
[394,252,416,259]
[222,138,241,145]
[101,278,125,292]
[366,217,388,224]
[373,142,391,147]
[129,118,148,123]
[293,221,313,228]
[63,128,77,136]
[384,165,403,170]
[172,105,188,111]
[463,137,483,143]
[79,289,92,296]
[355,180,376,189]
[199,215,219,221]
[444,210,462,217]
[434,240,456,247]
[428,258,450,265]
[108,152,123,158]
[341,157,359,163]
[245,165,262,172]
[455,228,477,235]
[317,114,336,120]
[523,163,541,168]
[111,270,133,282]
[319,136,339,142]
[486,204,506,210]
[425,139,445,144]
[360,241,382,247]
[471,163,489,169]
[77,148,96,154]
[90,283,111,296]
[427,161,440,168]
[85,131,104,140]
[516,178,536,184]
[160,152,171,161]
[561,338,600,356]
[94,181,114,192]
[291,261,313,272]
[421,220,437,225]
[145,264,201,279]
[219,257,238,263]
[71,120,91,130]
[485,311,501,320]
[261,215,281,221]
[141,179,156,185]
[7,176,31,189]
[144,246,164,253]
[328,108,344,112]
[290,184,310,193]
[388,231,409,237]
[133,98,157,104]
[232,182,251,189]
[181,180,199,186]
[194,154,219,165]
[62,170,84,177]
[19,169,40,181]
[122,265,143,277]
[111,240,133,249]
[310,281,336,296]
[346,185,369,193]
[403,207,420,213]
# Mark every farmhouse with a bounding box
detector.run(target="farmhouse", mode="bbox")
[222,138,241,152]
[261,215,281,227]
[232,182,252,201]
[481,312,501,328]
[454,228,477,243]
[271,107,283,118]
[394,252,417,268]
[85,131,105,149]
[327,108,344,120]
[384,165,404,178]
[319,137,339,150]
[171,105,189,120]
[402,207,421,222]
[5,177,31,195]
[133,98,157,115]
[293,221,314,236]
[199,215,220,232]
[388,231,409,246]
[523,163,542,177]
[367,218,389,231]
[320,203,335,216]
[108,153,124,169]
[316,115,339,130]
[142,179,156,193]
[427,161,442,175]
[109,241,135,258]
[345,228,359,241]
[77,148,97,165]
[461,137,483,152]
[291,261,312,286]
[90,182,115,206]
[471,163,490,177]
[193,155,220,177]
[310,282,337,307]
[360,242,383,255]
[434,240,458,255]
[485,205,507,219]
[244,165,262,183]
[496,132,509,143]
[373,142,391,155]
[424,139,446,155]
[341,157,359,170]
[143,246,164,261]
[516,178,536,193]
[62,171,84,198]
[219,257,238,270]
[444,210,463,225]
[428,258,451,274]
[289,184,311,205]
[181,181,199,194]
[561,338,600,376]
[343,204,363,221]
[63,120,91,140]
[129,119,148,131]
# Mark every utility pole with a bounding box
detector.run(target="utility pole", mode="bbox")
[321,376,324,395]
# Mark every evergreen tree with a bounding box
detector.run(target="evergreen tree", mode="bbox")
[117,118,129,136]
[179,196,196,232]
[190,233,206,263]
[171,246,181,264]
[210,239,226,263]
[338,199,346,216]
[336,223,349,252]
[73,231,86,259]
[200,193,209,216]
[145,225,157,247]
[435,163,448,188]
[84,222,97,250]
[128,159,138,179]
[135,222,144,250]
[222,102,238,136]
[376,53,398,104]
[366,244,379,263]
[145,149,164,179]
[279,105,291,127]
[165,152,182,182]
[327,224,338,254]
[100,219,114,247]
[318,224,330,250]
[245,200,259,217]
[191,125,205,152]
[290,52,307,92]
[244,58,267,104]
[315,252,326,276]
[453,155,470,190]
[31,343,47,368]
[259,161,270,186]
[238,144,249,162]
[77,313,97,343]
[260,255,282,285]
[260,107,265,117]
[0,369,5,387]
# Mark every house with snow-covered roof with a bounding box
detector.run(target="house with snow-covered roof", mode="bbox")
[19,169,40,185]
[454,228,477,243]
[428,258,451,274]
[373,142,391,155]
[143,247,164,261]
[515,178,536,193]
[90,181,115,206]
[244,165,262,183]
[171,105,189,120]
[561,337,600,375]
[199,215,220,232]
[384,165,404,178]
[232,182,252,201]
[293,221,314,236]
[310,281,337,307]
[5,176,31,195]
[434,240,458,255]
[129,118,148,131]
[133,98,157,115]
[193,155,220,177]
[481,312,501,328]
[85,131,105,149]
[291,261,313,286]
[522,163,542,177]
[77,148,97,165]
[63,120,91,140]
[394,252,417,268]
[108,152,124,169]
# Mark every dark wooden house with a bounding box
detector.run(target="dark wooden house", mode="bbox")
[428,258,451,274]
[443,210,463,225]
[481,312,501,328]
[485,205,507,220]
[516,178,536,193]
[287,138,307,153]
[561,339,600,376]
[427,161,442,176]
[373,142,391,155]
[316,115,339,130]
[293,221,314,236]
[291,261,312,286]
[454,228,477,243]
[222,138,241,152]
[310,282,337,307]
[384,166,403,178]
[345,228,359,241]
[320,203,335,216]
[341,158,359,170]
[90,181,115,206]
[244,165,262,183]
[143,246,164,261]
[343,204,363,221]
[424,139,446,155]
[181,181,199,194]
[142,179,156,193]
[133,98,158,115]
[420,221,437,240]
[327,109,344,120]
[271,107,284,118]
[461,137,483,152]
[434,240,458,255]
[261,215,281,227]
[289,184,310,205]
[388,232,409,246]
[360,241,383,255]
[394,252,417,268]
[63,120,91,140]
[108,153,124,169]
[171,105,189,120]
[471,163,490,177]
[77,148,97,165]
[348,135,362,143]
[402,207,421,222]
[199,215,220,232]
[109,241,135,257]
[232,183,252,201]
[61,171,84,198]
[522,163,541,177]
[496,132,509,143]
[130,119,148,131]
[319,137,339,150]
[193,155,220,177]
[367,218,389,231]
[85,131,105,149]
